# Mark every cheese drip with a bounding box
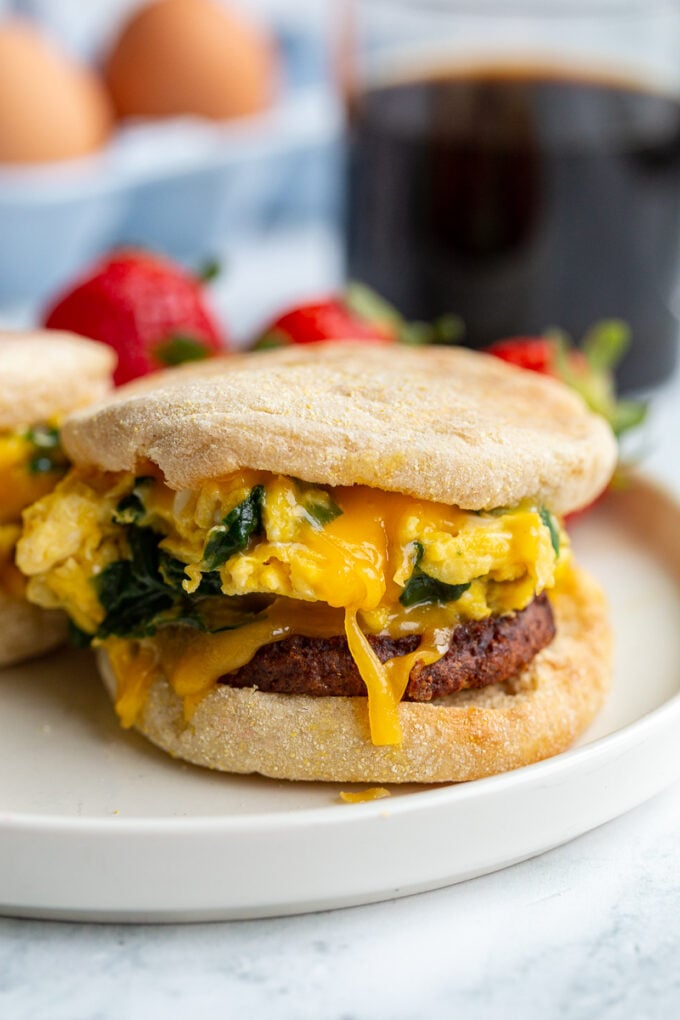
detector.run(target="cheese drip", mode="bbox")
[344,609,446,745]
[105,598,451,746]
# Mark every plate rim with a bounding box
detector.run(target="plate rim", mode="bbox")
[6,684,680,836]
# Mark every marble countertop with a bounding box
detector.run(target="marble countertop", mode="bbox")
[2,242,680,1018]
[3,780,680,1019]
[2,782,680,1018]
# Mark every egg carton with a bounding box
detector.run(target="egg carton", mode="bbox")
[0,86,342,307]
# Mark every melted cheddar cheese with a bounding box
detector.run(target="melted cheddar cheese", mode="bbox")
[17,468,569,745]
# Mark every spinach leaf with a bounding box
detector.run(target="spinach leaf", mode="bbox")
[157,551,190,591]
[95,527,175,639]
[25,424,60,451]
[303,495,343,528]
[194,571,225,597]
[399,541,471,608]
[539,508,560,557]
[24,424,68,475]
[112,477,154,525]
[292,479,343,528]
[93,523,237,639]
[400,574,471,609]
[158,551,223,597]
[202,486,265,571]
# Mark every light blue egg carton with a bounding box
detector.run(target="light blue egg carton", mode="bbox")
[0,86,342,308]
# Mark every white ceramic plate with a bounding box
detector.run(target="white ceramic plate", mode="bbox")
[1,475,679,922]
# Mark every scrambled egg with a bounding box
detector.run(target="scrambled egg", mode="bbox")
[18,468,567,634]
[0,427,67,598]
[17,467,568,746]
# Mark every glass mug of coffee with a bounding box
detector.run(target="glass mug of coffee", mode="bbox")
[344,0,680,389]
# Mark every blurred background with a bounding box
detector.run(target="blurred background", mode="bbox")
[0,0,339,338]
[1,0,679,389]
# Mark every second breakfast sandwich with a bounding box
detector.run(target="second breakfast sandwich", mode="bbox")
[17,342,616,781]
[0,330,115,665]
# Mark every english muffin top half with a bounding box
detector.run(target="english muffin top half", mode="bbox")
[61,342,617,514]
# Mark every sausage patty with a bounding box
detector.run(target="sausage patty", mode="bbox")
[217,594,555,701]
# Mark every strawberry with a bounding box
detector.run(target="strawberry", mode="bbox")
[43,250,226,385]
[488,324,648,523]
[254,283,464,350]
[486,336,556,375]
[487,323,646,439]
[255,297,395,349]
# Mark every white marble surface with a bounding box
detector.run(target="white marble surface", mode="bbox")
[1,245,680,1018]
[1,782,680,1018]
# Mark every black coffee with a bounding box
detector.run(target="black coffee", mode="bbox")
[346,68,680,389]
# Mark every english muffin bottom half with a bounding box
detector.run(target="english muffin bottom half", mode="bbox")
[0,330,115,666]
[17,342,616,781]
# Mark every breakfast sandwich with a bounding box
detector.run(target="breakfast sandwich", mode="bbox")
[0,330,115,665]
[16,342,616,782]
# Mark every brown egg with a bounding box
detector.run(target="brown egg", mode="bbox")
[0,19,112,164]
[104,0,276,121]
